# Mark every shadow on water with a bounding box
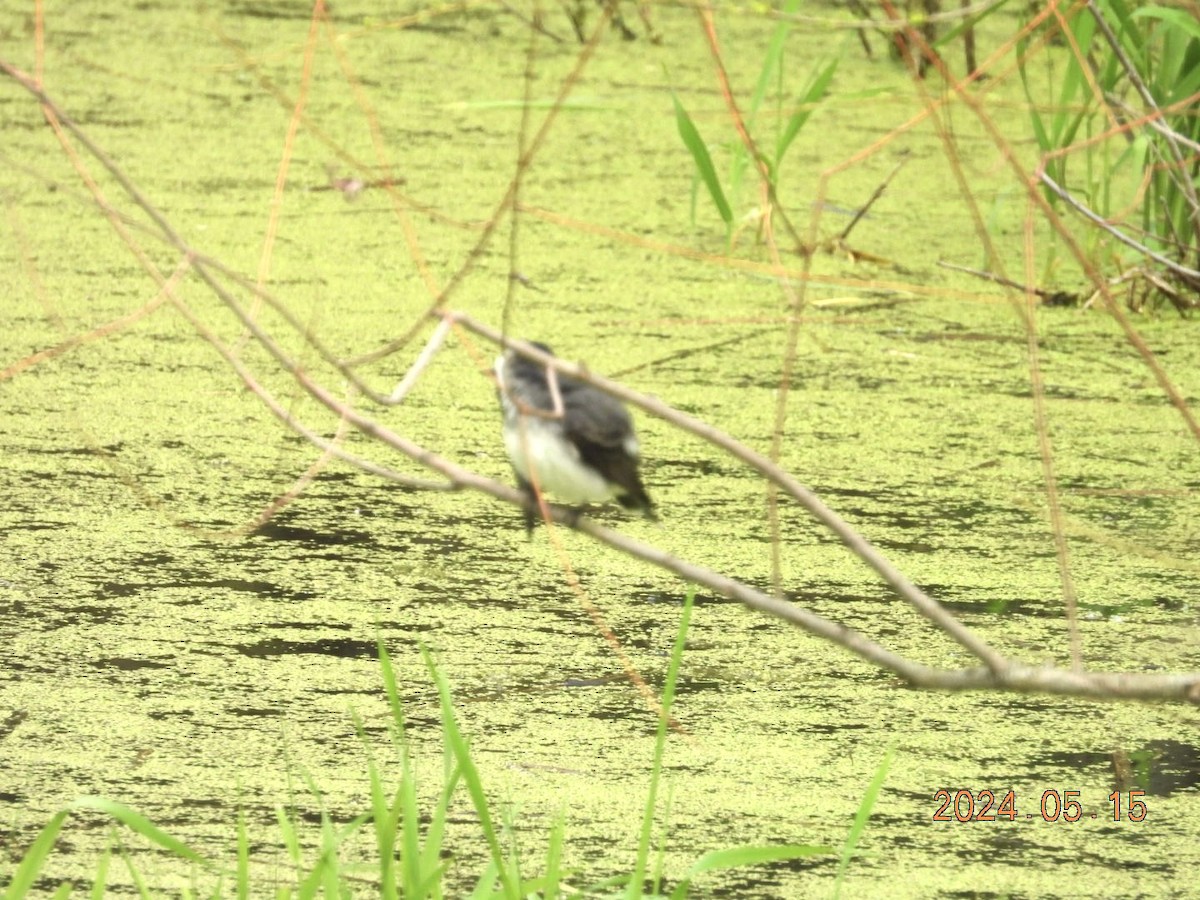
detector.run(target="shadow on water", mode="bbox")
[1039,740,1200,797]
[235,636,382,659]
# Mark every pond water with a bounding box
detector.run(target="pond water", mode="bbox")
[2,1,1199,896]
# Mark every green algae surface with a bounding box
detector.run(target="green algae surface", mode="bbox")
[2,2,1200,897]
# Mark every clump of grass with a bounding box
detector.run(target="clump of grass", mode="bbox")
[670,0,839,245]
[2,587,893,897]
[1018,0,1200,312]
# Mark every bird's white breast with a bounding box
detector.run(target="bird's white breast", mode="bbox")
[503,416,620,504]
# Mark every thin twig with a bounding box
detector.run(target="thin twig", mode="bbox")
[837,155,909,243]
[937,259,1076,302]
[1039,172,1200,283]
[388,316,453,404]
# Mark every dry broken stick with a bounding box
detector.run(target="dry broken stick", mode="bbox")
[937,260,1080,306]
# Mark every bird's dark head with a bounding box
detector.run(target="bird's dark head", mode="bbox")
[502,341,555,383]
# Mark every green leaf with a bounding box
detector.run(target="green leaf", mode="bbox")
[422,645,517,898]
[833,746,895,898]
[670,93,733,226]
[687,842,833,876]
[3,811,70,899]
[66,798,209,867]
[1130,6,1200,42]
[775,57,839,171]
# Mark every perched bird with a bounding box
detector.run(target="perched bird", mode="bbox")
[494,342,656,532]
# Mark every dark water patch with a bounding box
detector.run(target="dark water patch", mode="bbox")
[90,657,171,671]
[645,590,737,607]
[131,551,175,569]
[92,573,304,602]
[193,176,273,193]
[0,710,28,740]
[310,686,383,698]
[306,470,359,483]
[23,443,125,457]
[154,578,315,602]
[651,456,741,478]
[944,836,1167,873]
[252,519,375,547]
[872,535,938,554]
[226,2,315,20]
[912,330,1023,345]
[98,581,140,597]
[791,718,873,735]
[716,851,831,887]
[228,706,280,718]
[27,602,125,628]
[373,623,437,637]
[148,708,195,721]
[1037,740,1200,797]
[408,531,470,554]
[783,586,879,607]
[933,595,1079,618]
[234,637,381,659]
[670,674,733,696]
[563,675,624,688]
[1150,594,1190,613]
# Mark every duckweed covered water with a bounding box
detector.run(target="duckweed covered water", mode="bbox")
[2,2,1199,896]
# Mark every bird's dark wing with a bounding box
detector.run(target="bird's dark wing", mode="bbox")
[558,377,655,518]
[557,376,634,449]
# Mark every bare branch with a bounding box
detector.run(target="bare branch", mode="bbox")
[1038,172,1200,283]
[451,314,1011,673]
[6,57,1198,708]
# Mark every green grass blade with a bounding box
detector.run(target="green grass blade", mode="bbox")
[775,58,839,172]
[89,839,112,900]
[377,640,408,748]
[628,586,695,900]
[400,749,424,896]
[115,842,151,900]
[413,861,451,900]
[275,805,302,868]
[319,810,341,900]
[670,842,834,896]
[730,0,800,197]
[688,842,832,876]
[933,0,1008,49]
[749,0,797,118]
[67,798,209,867]
[1131,6,1200,41]
[236,808,250,900]
[670,93,732,226]
[417,757,462,895]
[467,860,501,900]
[421,645,517,898]
[3,810,70,899]
[542,809,567,899]
[1015,35,1051,152]
[650,784,673,897]
[359,741,400,899]
[833,746,896,899]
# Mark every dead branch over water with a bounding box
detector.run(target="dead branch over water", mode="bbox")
[3,60,1198,708]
